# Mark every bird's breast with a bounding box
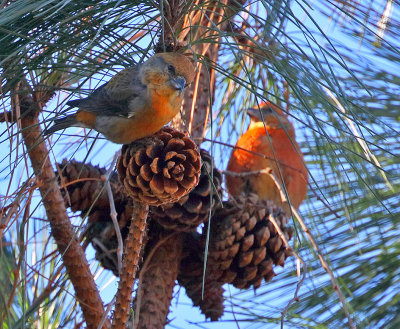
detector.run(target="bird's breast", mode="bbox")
[149,87,183,125]
[227,125,308,209]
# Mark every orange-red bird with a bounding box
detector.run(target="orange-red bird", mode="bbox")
[44,52,195,144]
[226,102,308,213]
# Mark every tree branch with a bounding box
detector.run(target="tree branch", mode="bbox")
[112,203,149,329]
[15,84,110,328]
[135,232,182,329]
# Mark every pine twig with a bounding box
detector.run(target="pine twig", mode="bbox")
[98,297,116,329]
[112,203,149,329]
[103,151,123,275]
[268,212,307,329]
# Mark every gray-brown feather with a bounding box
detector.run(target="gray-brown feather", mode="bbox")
[66,66,147,118]
[43,115,82,135]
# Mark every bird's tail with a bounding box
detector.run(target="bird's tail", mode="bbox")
[43,115,79,136]
[66,98,83,108]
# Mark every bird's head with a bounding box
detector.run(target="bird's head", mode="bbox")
[247,101,293,131]
[141,53,195,96]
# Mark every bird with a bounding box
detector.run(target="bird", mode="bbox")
[44,52,195,144]
[226,101,308,213]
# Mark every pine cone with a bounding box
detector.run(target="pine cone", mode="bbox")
[150,149,223,232]
[57,160,136,274]
[89,221,120,274]
[88,205,135,276]
[178,233,224,321]
[117,127,201,206]
[207,194,293,290]
[58,159,130,223]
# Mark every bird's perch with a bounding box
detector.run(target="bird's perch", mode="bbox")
[16,96,110,328]
[111,203,149,329]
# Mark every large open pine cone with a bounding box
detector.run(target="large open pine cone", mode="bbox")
[207,194,293,290]
[117,127,201,206]
[150,149,223,231]
[177,233,224,321]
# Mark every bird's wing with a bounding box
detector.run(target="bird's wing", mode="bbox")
[66,66,147,118]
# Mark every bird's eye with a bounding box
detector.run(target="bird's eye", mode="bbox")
[167,64,176,74]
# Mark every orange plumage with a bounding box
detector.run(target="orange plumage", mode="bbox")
[44,52,195,144]
[226,102,308,213]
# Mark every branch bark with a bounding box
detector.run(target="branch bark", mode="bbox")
[169,0,247,143]
[135,233,182,329]
[171,1,223,143]
[112,204,149,329]
[15,84,110,329]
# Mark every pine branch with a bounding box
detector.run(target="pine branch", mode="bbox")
[135,232,182,329]
[112,203,149,329]
[172,0,246,143]
[104,152,123,275]
[14,79,110,329]
[266,168,356,329]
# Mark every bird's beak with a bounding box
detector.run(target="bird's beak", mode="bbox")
[247,105,274,120]
[171,77,186,95]
[246,107,262,120]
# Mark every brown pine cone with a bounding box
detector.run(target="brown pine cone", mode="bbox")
[57,160,136,274]
[207,194,293,290]
[150,149,223,232]
[117,127,201,206]
[87,203,135,276]
[177,233,224,321]
[58,159,130,223]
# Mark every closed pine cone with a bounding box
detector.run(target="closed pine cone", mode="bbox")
[57,160,136,273]
[207,193,293,289]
